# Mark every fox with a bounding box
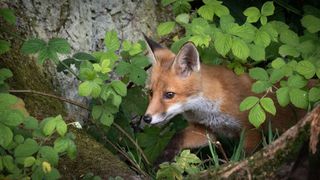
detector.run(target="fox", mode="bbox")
[142,35,306,165]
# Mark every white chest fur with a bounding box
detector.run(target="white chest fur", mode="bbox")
[182,96,242,138]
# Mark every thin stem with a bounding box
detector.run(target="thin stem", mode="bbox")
[113,123,150,165]
[58,60,81,80]
[8,89,89,110]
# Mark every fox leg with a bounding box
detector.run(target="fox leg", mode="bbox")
[154,123,214,166]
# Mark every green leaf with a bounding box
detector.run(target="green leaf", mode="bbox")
[172,1,191,15]
[14,134,24,144]
[249,44,265,61]
[289,88,308,109]
[287,75,307,88]
[73,52,97,61]
[67,140,77,160]
[24,116,39,129]
[0,123,13,148]
[261,1,275,16]
[129,66,147,85]
[280,29,299,46]
[91,81,101,98]
[296,60,316,79]
[249,104,266,128]
[0,40,10,54]
[78,81,92,97]
[14,138,39,157]
[276,87,290,107]
[252,80,271,93]
[0,8,16,24]
[24,156,36,167]
[111,80,127,96]
[39,146,59,166]
[92,105,103,119]
[157,21,175,36]
[231,38,250,61]
[243,7,260,23]
[260,15,267,25]
[2,155,16,173]
[55,117,67,136]
[21,38,46,54]
[0,68,13,82]
[309,87,320,102]
[214,32,232,57]
[1,109,25,127]
[254,30,271,47]
[279,44,300,57]
[100,59,111,74]
[301,15,320,33]
[213,3,229,17]
[104,30,120,51]
[249,67,269,81]
[48,38,71,54]
[100,112,114,126]
[189,35,211,47]
[42,117,57,136]
[54,137,69,153]
[269,68,285,83]
[161,0,176,6]
[260,97,276,115]
[239,96,259,111]
[198,5,214,20]
[229,23,256,42]
[175,13,189,24]
[131,55,150,68]
[271,58,285,69]
[157,162,183,180]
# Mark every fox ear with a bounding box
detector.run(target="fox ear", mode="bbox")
[174,42,200,77]
[143,33,163,64]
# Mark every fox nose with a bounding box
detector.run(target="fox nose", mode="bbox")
[143,114,152,123]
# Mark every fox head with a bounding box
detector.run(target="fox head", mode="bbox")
[142,35,202,125]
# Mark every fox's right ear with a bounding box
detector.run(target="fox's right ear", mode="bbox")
[143,33,163,64]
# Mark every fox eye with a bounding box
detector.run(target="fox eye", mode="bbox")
[164,92,175,99]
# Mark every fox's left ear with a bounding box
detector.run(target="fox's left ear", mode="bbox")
[174,42,200,77]
[143,33,164,64]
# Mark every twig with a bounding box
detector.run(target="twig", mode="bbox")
[9,89,89,110]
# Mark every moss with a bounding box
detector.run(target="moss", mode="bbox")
[0,23,66,118]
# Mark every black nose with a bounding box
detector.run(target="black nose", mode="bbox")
[143,114,152,123]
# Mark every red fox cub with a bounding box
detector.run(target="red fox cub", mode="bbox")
[142,35,306,164]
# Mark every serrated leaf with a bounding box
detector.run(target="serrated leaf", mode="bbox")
[48,38,71,54]
[301,15,320,33]
[1,109,25,127]
[260,97,276,115]
[254,30,271,47]
[280,29,299,46]
[261,1,275,16]
[249,67,269,81]
[24,156,36,167]
[131,55,150,68]
[91,82,101,98]
[249,44,265,61]
[214,32,232,56]
[0,123,13,148]
[92,105,103,119]
[0,68,12,81]
[276,87,290,107]
[0,40,10,54]
[2,155,16,172]
[157,21,175,36]
[229,23,256,42]
[287,75,307,88]
[24,116,38,129]
[289,88,308,109]
[189,35,211,47]
[249,104,266,128]
[243,7,260,23]
[279,44,300,57]
[161,0,176,6]
[21,38,46,54]
[78,81,92,97]
[260,15,267,25]
[39,146,59,166]
[67,140,77,160]
[269,68,285,83]
[175,13,189,24]
[100,112,114,126]
[271,58,285,69]
[309,87,320,102]
[56,118,67,136]
[0,8,16,24]
[42,117,57,136]
[240,96,259,111]
[172,1,191,15]
[73,52,97,61]
[198,5,214,20]
[111,80,127,96]
[231,38,250,61]
[104,30,120,51]
[14,138,39,157]
[296,60,316,79]
[252,80,271,93]
[129,66,147,85]
[54,137,69,153]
